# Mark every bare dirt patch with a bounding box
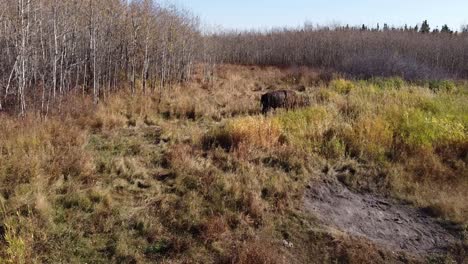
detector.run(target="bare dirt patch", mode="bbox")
[304,178,460,255]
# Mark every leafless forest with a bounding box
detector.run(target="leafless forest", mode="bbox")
[211,27,468,80]
[1,1,468,116]
[0,0,201,115]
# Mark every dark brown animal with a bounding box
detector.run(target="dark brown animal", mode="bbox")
[260,90,309,114]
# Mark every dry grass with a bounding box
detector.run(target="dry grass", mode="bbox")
[203,116,282,158]
[0,65,466,263]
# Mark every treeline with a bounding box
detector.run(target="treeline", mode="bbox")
[0,0,200,115]
[333,20,460,34]
[1,1,468,117]
[210,22,468,80]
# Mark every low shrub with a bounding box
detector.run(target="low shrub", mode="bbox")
[427,80,457,92]
[398,109,466,149]
[369,76,406,90]
[330,79,355,94]
[314,88,339,103]
[344,115,393,161]
[274,106,337,151]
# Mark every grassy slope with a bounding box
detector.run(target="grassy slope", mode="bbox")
[0,65,467,263]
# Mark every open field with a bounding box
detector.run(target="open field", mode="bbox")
[0,65,466,263]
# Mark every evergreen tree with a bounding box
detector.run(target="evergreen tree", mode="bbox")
[441,24,453,34]
[420,20,430,33]
[383,23,389,31]
[463,25,468,33]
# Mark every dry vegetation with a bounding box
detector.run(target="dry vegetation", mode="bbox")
[0,65,466,263]
[1,0,467,118]
[212,27,468,80]
[1,1,467,262]
[0,0,201,115]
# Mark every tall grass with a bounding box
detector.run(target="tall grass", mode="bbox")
[208,78,467,223]
[204,117,282,151]
[0,65,466,262]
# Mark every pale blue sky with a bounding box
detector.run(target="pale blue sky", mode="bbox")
[171,0,468,31]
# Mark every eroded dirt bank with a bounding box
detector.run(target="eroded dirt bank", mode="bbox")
[304,178,461,256]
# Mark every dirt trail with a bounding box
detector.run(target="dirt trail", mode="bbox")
[304,178,460,255]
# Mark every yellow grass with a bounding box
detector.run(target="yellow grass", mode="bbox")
[0,65,466,263]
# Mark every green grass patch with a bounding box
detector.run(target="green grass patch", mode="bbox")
[273,106,337,152]
[398,109,466,148]
[368,76,406,90]
[330,79,355,94]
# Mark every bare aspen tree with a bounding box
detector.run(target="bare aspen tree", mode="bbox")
[17,0,31,116]
[0,0,200,115]
[2,0,466,116]
[211,25,468,79]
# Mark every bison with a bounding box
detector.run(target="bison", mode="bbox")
[260,90,310,114]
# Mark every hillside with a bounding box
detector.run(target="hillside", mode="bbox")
[1,65,466,263]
